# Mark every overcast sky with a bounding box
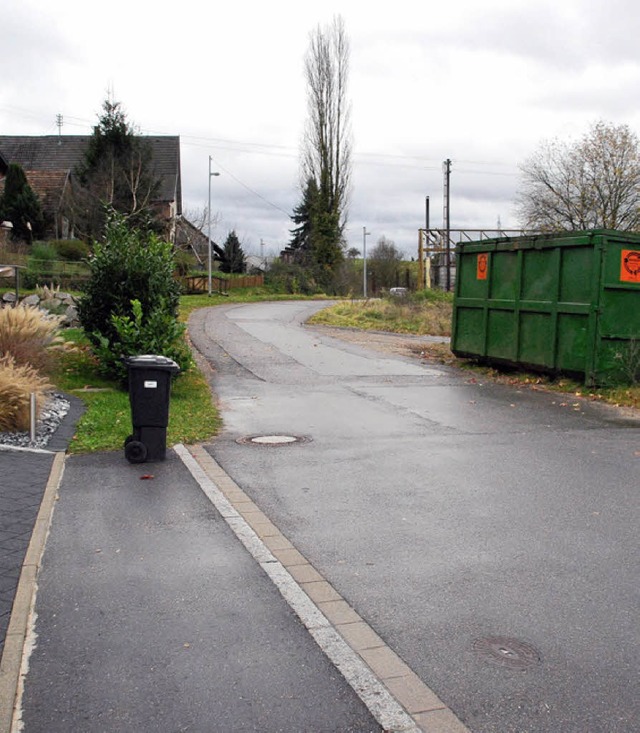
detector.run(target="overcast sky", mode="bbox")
[3,0,640,257]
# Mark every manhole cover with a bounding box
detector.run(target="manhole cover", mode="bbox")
[236,434,311,446]
[472,637,541,670]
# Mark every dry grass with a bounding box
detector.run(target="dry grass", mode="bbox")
[0,355,52,432]
[0,304,62,373]
[308,296,453,336]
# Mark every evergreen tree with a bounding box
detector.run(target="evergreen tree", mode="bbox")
[289,177,318,254]
[213,230,246,273]
[289,176,343,270]
[0,164,45,242]
[70,98,161,241]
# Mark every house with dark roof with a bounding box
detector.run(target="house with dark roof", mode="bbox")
[0,135,182,241]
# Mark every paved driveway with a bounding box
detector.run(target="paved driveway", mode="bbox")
[0,395,82,658]
[0,450,54,658]
[190,300,640,733]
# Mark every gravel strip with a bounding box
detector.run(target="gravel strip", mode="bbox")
[0,394,71,449]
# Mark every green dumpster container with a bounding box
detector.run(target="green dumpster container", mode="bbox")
[451,229,640,385]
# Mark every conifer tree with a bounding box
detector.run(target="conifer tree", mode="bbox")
[0,163,45,242]
[213,230,246,273]
[70,98,161,241]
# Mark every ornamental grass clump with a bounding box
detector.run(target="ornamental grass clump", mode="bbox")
[0,355,51,432]
[0,304,62,373]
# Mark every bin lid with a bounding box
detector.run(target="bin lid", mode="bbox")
[124,354,180,372]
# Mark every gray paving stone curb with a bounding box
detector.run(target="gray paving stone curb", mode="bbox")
[179,443,471,733]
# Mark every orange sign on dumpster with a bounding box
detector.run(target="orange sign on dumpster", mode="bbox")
[477,253,488,280]
[621,250,640,283]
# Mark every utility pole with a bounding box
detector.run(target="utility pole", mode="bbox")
[443,159,452,291]
[56,114,63,145]
[363,227,371,298]
[424,195,430,289]
[207,157,220,296]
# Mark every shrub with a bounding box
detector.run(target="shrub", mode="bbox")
[92,298,193,384]
[51,239,90,261]
[265,261,322,295]
[24,242,58,288]
[30,241,58,261]
[0,355,51,432]
[77,211,187,381]
[0,304,62,372]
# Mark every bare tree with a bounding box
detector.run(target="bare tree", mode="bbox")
[369,236,404,289]
[295,15,352,270]
[517,121,640,232]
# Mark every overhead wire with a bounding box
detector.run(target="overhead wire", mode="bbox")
[0,104,520,221]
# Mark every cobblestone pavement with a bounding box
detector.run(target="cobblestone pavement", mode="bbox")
[0,396,84,658]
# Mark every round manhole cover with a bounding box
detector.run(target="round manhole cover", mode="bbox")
[472,637,541,670]
[236,434,311,446]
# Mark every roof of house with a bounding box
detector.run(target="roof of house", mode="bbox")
[24,170,71,217]
[0,135,181,213]
[175,216,209,246]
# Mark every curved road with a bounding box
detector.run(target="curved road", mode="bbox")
[189,300,639,733]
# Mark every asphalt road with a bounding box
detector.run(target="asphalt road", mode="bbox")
[189,300,640,733]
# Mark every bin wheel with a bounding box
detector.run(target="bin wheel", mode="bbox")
[125,440,147,464]
[124,434,134,446]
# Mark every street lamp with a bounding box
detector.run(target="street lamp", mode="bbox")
[207,156,220,296]
[363,226,371,298]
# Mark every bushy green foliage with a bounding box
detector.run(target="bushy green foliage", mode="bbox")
[92,299,192,383]
[51,239,90,261]
[265,260,324,295]
[77,212,187,381]
[24,242,58,287]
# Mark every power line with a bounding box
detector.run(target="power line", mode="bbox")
[208,155,292,217]
[0,104,520,176]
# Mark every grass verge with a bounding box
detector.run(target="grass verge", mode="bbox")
[307,291,453,336]
[52,327,220,453]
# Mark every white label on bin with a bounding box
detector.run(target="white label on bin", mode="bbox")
[144,380,158,388]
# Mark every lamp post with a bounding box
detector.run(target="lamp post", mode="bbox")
[207,156,220,296]
[363,226,371,298]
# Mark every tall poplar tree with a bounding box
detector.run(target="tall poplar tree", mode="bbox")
[290,16,352,272]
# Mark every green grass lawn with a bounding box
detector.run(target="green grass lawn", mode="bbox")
[52,327,220,454]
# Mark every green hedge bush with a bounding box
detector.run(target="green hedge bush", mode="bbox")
[77,211,190,383]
